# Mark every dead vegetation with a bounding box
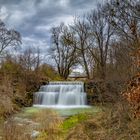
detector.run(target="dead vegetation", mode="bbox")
[123,48,140,118]
[1,102,140,140]
[2,109,62,140]
[0,77,18,118]
[34,109,62,140]
[3,118,32,140]
[66,102,140,140]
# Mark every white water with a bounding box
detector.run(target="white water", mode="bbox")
[33,81,89,108]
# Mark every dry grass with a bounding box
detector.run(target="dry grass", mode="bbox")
[34,109,62,140]
[66,112,105,140]
[66,102,140,140]
[0,77,17,118]
[2,118,32,140]
[1,109,62,140]
[34,109,62,130]
[1,101,140,140]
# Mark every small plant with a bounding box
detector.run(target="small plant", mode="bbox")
[62,113,87,132]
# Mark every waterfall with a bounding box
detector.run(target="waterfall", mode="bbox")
[33,81,89,108]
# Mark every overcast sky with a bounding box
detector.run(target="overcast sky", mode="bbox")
[0,0,104,53]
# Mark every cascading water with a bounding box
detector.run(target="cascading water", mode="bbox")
[33,81,89,108]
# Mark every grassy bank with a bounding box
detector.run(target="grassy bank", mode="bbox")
[1,103,140,140]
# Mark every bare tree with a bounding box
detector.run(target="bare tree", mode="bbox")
[0,20,21,55]
[87,4,114,80]
[19,47,42,71]
[50,23,78,79]
[107,0,140,47]
[72,18,91,79]
[106,0,140,74]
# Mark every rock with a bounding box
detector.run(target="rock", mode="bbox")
[17,123,24,126]
[4,121,8,124]
[31,130,40,138]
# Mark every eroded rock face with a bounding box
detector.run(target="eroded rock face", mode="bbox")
[85,81,124,104]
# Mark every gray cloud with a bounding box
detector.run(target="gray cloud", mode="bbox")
[0,0,103,52]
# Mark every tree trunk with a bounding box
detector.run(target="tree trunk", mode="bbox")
[82,51,90,79]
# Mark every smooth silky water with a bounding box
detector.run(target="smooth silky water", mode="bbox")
[33,81,90,109]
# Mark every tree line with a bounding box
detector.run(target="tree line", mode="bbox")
[50,0,140,81]
[0,0,139,82]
